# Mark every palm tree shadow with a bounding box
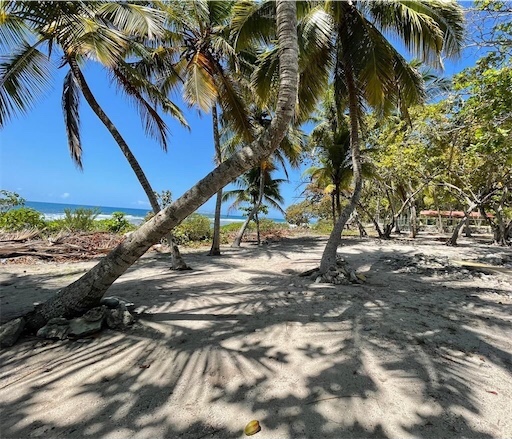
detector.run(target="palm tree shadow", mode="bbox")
[1,237,510,438]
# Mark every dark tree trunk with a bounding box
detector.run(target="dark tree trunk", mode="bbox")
[319,60,363,273]
[331,193,336,227]
[353,210,367,238]
[24,0,298,332]
[446,202,478,246]
[232,166,265,247]
[255,211,261,245]
[67,58,189,270]
[209,104,222,256]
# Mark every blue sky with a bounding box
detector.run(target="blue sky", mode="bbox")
[0,3,482,219]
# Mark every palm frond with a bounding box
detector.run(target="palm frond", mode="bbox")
[109,62,171,151]
[0,1,30,52]
[251,47,279,106]
[231,0,276,50]
[183,52,217,111]
[96,2,166,40]
[62,70,82,169]
[208,0,234,26]
[213,62,254,143]
[0,41,52,127]
[366,0,463,68]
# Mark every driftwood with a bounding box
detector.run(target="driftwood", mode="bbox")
[0,232,123,262]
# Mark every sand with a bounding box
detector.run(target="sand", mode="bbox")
[0,235,511,439]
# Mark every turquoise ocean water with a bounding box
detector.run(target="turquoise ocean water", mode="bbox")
[25,201,284,226]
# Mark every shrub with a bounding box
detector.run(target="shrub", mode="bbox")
[0,190,25,214]
[61,208,99,232]
[100,212,133,233]
[0,207,45,231]
[174,214,212,244]
[220,222,244,233]
[312,219,334,235]
[257,218,289,232]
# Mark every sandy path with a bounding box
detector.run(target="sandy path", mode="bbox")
[1,236,511,438]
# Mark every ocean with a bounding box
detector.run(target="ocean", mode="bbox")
[24,201,283,226]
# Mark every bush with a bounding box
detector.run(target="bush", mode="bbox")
[61,208,99,232]
[0,190,25,214]
[99,212,133,233]
[220,222,243,233]
[174,214,212,244]
[257,218,289,232]
[312,219,334,235]
[0,207,45,231]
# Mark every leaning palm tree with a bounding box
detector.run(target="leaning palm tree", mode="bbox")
[0,1,190,269]
[223,165,286,245]
[23,0,299,331]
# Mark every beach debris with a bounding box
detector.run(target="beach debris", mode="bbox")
[0,317,25,347]
[244,420,261,436]
[0,232,123,263]
[486,390,498,395]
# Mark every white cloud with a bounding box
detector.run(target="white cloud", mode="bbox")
[135,200,150,206]
[61,193,70,199]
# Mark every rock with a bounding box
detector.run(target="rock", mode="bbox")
[37,321,69,340]
[0,317,25,347]
[68,317,103,338]
[105,305,134,330]
[100,297,120,309]
[83,306,106,322]
[314,276,323,284]
[349,271,359,283]
[100,296,135,312]
[48,317,69,325]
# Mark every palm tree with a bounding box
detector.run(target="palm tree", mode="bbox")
[232,0,463,273]
[223,164,286,245]
[0,1,191,269]
[24,0,299,331]
[149,0,255,256]
[221,103,304,247]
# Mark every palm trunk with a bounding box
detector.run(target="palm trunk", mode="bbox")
[319,62,363,273]
[209,104,222,256]
[232,166,265,247]
[256,210,261,245]
[352,209,367,238]
[331,193,336,227]
[68,58,189,271]
[25,0,298,331]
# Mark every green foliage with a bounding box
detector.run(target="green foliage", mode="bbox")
[220,222,244,233]
[312,219,334,235]
[0,207,45,231]
[285,202,312,226]
[98,212,133,233]
[61,208,100,232]
[174,214,212,245]
[257,218,288,232]
[0,190,25,213]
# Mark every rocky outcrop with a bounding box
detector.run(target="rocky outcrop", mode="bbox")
[35,299,136,341]
[0,317,25,347]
